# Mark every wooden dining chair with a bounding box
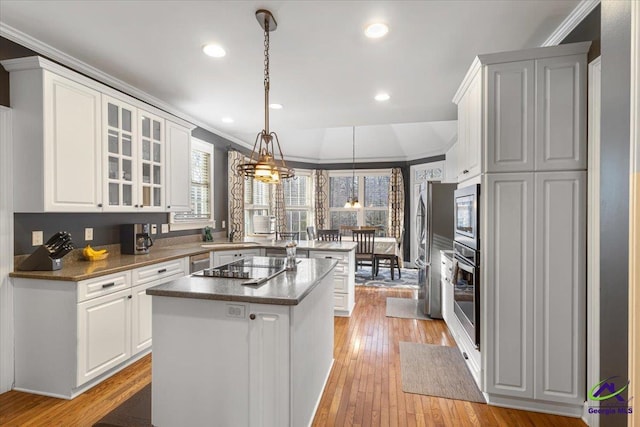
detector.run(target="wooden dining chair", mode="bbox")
[374,229,404,280]
[352,229,376,279]
[306,226,316,240]
[276,231,300,242]
[317,229,341,241]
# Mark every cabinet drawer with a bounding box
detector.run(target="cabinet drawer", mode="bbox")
[309,251,348,264]
[333,293,349,311]
[78,271,131,302]
[334,275,348,293]
[132,258,186,287]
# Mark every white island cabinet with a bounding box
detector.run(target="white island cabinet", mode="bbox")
[148,257,336,427]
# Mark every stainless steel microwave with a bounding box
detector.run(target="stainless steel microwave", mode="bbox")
[454,184,480,250]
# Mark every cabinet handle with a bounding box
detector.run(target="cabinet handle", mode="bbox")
[97,203,103,208]
[462,352,469,360]
[128,295,132,299]
[249,314,256,320]
[134,204,139,208]
[102,282,115,288]
[158,268,167,273]
[463,169,469,174]
[167,205,171,209]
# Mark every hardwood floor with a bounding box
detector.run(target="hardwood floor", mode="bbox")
[0,287,586,426]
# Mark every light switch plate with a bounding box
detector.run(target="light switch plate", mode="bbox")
[84,228,93,241]
[151,224,157,234]
[161,224,169,233]
[222,220,226,229]
[32,231,43,246]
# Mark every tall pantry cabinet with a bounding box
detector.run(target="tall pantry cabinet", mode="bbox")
[453,41,590,417]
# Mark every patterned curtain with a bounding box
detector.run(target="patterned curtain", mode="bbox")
[227,150,245,241]
[271,182,287,233]
[312,169,329,230]
[388,168,405,241]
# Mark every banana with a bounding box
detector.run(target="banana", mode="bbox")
[83,245,108,258]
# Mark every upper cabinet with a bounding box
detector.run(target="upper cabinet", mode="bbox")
[2,56,195,213]
[453,42,589,179]
[5,61,103,212]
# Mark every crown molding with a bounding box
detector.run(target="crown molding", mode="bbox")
[541,0,600,47]
[0,22,253,151]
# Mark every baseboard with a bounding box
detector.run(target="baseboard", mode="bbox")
[13,349,151,400]
[487,393,584,418]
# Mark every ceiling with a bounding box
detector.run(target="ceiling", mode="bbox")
[0,0,581,163]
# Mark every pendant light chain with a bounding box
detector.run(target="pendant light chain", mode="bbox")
[264,22,270,134]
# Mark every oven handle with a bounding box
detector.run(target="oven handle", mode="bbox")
[453,255,475,273]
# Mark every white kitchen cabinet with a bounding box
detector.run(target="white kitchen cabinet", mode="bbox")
[440,251,454,324]
[3,58,103,212]
[533,171,586,404]
[77,288,132,386]
[483,173,535,399]
[12,257,188,399]
[103,95,137,210]
[482,172,586,415]
[138,110,165,210]
[166,120,192,212]
[1,56,195,213]
[212,248,263,267]
[486,61,535,173]
[534,56,587,171]
[454,42,588,179]
[308,249,355,316]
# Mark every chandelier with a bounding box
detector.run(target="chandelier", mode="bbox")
[237,9,294,184]
[344,126,361,208]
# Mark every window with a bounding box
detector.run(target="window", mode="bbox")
[283,173,312,239]
[170,138,214,230]
[329,170,390,236]
[244,177,270,234]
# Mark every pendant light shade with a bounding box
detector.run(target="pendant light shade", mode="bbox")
[344,126,360,208]
[237,9,294,184]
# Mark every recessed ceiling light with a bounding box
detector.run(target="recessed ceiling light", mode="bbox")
[202,44,226,58]
[374,93,390,102]
[222,117,234,123]
[365,23,389,39]
[269,103,283,110]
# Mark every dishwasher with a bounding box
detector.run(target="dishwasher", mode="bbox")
[190,253,211,274]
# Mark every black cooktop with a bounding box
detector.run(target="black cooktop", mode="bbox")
[192,256,287,285]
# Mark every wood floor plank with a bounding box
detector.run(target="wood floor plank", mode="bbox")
[0,286,588,427]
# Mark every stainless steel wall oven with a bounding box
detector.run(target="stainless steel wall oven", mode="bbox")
[452,241,480,348]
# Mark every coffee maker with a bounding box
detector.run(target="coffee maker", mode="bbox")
[120,224,154,255]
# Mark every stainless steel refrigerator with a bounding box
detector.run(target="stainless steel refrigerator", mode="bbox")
[415,181,456,318]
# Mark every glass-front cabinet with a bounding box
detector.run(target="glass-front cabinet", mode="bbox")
[102,96,165,211]
[104,96,137,210]
[138,111,164,210]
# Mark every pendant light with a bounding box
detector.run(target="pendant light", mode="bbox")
[344,126,361,209]
[237,9,294,184]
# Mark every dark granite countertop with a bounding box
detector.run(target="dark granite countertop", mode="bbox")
[10,239,356,282]
[147,257,338,305]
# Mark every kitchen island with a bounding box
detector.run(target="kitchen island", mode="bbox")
[147,256,337,427]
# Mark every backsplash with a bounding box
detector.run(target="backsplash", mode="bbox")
[13,212,218,255]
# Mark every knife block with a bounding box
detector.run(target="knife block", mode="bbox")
[17,245,63,271]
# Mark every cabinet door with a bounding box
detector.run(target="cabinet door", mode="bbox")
[132,283,154,354]
[443,143,458,183]
[103,96,137,211]
[486,61,535,173]
[77,288,131,386]
[533,171,586,404]
[138,110,165,210]
[456,94,468,179]
[465,72,482,178]
[43,71,102,211]
[213,251,236,267]
[248,304,290,427]
[166,121,191,212]
[483,173,534,398]
[535,55,587,171]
